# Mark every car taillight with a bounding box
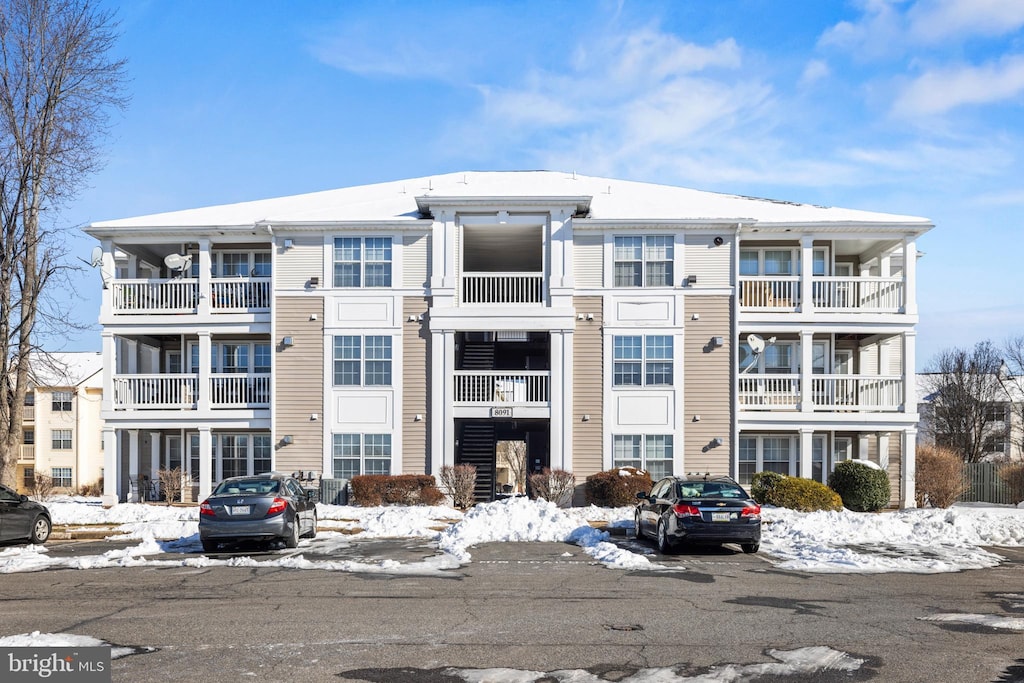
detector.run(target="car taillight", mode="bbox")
[741,504,762,518]
[265,497,287,516]
[199,500,216,516]
[672,504,702,517]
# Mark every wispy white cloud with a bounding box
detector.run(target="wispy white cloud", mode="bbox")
[891,55,1024,116]
[800,59,831,86]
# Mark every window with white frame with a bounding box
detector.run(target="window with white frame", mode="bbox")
[189,342,272,373]
[51,429,72,450]
[333,336,392,386]
[613,236,673,287]
[51,467,72,488]
[985,404,1008,422]
[51,391,72,411]
[210,251,271,278]
[613,434,673,480]
[186,433,273,481]
[739,247,828,276]
[332,433,392,479]
[23,466,34,489]
[333,237,393,287]
[220,434,248,479]
[737,340,828,375]
[738,435,797,481]
[613,335,673,386]
[983,435,1007,455]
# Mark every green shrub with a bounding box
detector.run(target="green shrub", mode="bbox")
[350,474,445,506]
[829,460,891,512]
[750,471,785,505]
[584,467,653,507]
[771,477,844,512]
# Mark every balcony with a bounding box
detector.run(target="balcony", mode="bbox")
[460,272,543,305]
[112,373,270,410]
[22,405,34,422]
[18,444,34,463]
[454,371,550,405]
[739,276,904,313]
[739,374,903,412]
[111,277,270,315]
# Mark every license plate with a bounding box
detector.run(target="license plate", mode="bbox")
[230,505,251,515]
[711,512,732,522]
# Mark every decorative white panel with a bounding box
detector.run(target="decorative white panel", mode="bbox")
[617,300,671,322]
[337,395,391,426]
[617,395,671,426]
[335,300,392,324]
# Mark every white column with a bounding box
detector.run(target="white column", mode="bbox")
[902,428,917,508]
[443,331,456,469]
[903,331,916,413]
[100,239,115,315]
[858,432,870,461]
[800,330,814,413]
[127,430,140,502]
[198,331,212,412]
[550,330,572,471]
[199,427,213,501]
[101,427,118,506]
[101,332,115,413]
[149,432,161,499]
[800,236,814,313]
[800,429,814,479]
[197,238,212,316]
[878,432,890,470]
[903,237,917,314]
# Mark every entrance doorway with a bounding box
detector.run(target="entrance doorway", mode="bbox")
[455,419,549,502]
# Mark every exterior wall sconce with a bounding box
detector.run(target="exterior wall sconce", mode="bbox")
[309,313,318,321]
[712,437,723,446]
[414,414,423,421]
[408,314,422,322]
[283,238,294,249]
[577,313,595,321]
[581,414,591,422]
[693,414,701,422]
[282,336,294,347]
[577,314,585,320]
[308,276,319,287]
[585,313,594,321]
[711,336,724,347]
[282,435,294,445]
[686,275,697,285]
[310,413,318,421]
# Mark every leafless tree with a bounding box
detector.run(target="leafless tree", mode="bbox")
[0,0,126,487]
[158,468,184,505]
[922,341,1007,463]
[29,471,54,500]
[439,464,476,509]
[497,440,528,493]
[1000,335,1024,458]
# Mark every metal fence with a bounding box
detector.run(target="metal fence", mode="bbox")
[959,462,1021,505]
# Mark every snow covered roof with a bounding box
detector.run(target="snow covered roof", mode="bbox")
[27,352,103,389]
[87,170,932,231]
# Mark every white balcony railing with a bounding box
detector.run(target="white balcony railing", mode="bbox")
[461,272,543,305]
[739,277,801,309]
[210,373,271,408]
[19,444,34,462]
[111,277,270,315]
[811,375,903,411]
[811,277,903,312]
[113,374,199,409]
[738,374,800,409]
[454,371,550,404]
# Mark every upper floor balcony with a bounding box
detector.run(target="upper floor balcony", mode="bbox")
[739,276,903,313]
[111,373,270,411]
[111,277,271,315]
[738,374,903,412]
[454,370,550,406]
[18,444,34,463]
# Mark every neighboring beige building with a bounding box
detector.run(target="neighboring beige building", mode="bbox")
[17,352,105,495]
[84,171,931,506]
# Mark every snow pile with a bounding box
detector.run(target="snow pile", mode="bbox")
[350,505,459,538]
[763,504,1024,573]
[919,613,1024,631]
[0,631,148,659]
[46,499,197,526]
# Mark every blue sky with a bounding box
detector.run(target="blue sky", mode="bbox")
[59,0,1024,368]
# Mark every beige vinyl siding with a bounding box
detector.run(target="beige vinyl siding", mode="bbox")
[403,297,430,474]
[866,433,902,507]
[403,234,431,289]
[276,236,323,290]
[573,296,604,482]
[573,234,603,288]
[684,235,732,287]
[274,296,324,473]
[683,295,732,473]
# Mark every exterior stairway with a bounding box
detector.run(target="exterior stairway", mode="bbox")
[458,422,496,502]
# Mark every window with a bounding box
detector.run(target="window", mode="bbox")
[189,342,272,374]
[985,405,1008,423]
[613,335,673,386]
[983,436,1007,455]
[252,253,272,277]
[23,430,34,445]
[222,344,249,374]
[220,435,248,479]
[738,438,757,484]
[613,434,673,479]
[51,467,72,488]
[332,433,392,479]
[613,236,673,287]
[740,247,829,276]
[24,392,34,406]
[52,391,72,411]
[167,436,182,471]
[220,252,249,277]
[762,437,791,474]
[186,432,273,481]
[738,434,798,482]
[254,435,272,474]
[52,429,72,450]
[333,336,392,386]
[23,467,34,489]
[333,236,393,287]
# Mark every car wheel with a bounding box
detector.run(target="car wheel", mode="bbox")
[304,512,318,539]
[633,513,643,540]
[656,519,673,554]
[30,516,51,544]
[284,517,300,548]
[201,539,219,553]
[741,542,760,554]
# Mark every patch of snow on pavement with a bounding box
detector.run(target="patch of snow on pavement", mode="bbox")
[0,631,151,659]
[919,613,1024,631]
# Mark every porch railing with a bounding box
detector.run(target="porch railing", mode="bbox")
[739,277,800,309]
[113,374,199,409]
[811,277,903,312]
[454,371,550,404]
[738,374,800,409]
[210,277,271,311]
[210,373,271,408]
[22,405,34,421]
[811,375,903,411]
[461,272,543,305]
[113,279,198,314]
[19,444,34,462]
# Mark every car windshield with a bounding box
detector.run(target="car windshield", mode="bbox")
[213,480,279,496]
[677,482,747,499]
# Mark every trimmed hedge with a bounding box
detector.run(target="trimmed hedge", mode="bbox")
[584,467,653,507]
[350,474,446,506]
[750,471,785,505]
[750,471,842,512]
[829,460,891,512]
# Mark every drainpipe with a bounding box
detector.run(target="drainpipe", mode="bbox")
[731,222,743,481]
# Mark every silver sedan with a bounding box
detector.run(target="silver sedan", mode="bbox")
[198,473,317,552]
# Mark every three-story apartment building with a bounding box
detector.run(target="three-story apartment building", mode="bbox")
[85,171,930,506]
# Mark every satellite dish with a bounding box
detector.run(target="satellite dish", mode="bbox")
[89,246,103,267]
[163,253,193,273]
[747,334,766,354]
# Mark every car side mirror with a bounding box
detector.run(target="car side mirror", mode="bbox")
[307,490,319,503]
[636,491,650,501]
[19,494,28,503]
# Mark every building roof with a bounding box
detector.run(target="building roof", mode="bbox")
[87,170,932,231]
[27,352,103,389]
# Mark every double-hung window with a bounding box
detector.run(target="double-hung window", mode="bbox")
[333,336,392,386]
[333,237,393,287]
[614,236,673,287]
[612,434,673,479]
[332,433,392,479]
[52,391,72,411]
[52,429,72,450]
[613,335,673,386]
[51,467,72,488]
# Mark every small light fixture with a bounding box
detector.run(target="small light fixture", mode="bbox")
[283,238,294,249]
[686,274,697,285]
[585,313,594,321]
[582,414,591,422]
[282,336,294,347]
[282,435,293,445]
[712,336,724,347]
[693,414,701,422]
[691,313,700,320]
[414,414,423,421]
[577,313,585,320]
[713,236,724,246]
[712,437,723,446]
[310,413,318,421]
[309,276,319,287]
